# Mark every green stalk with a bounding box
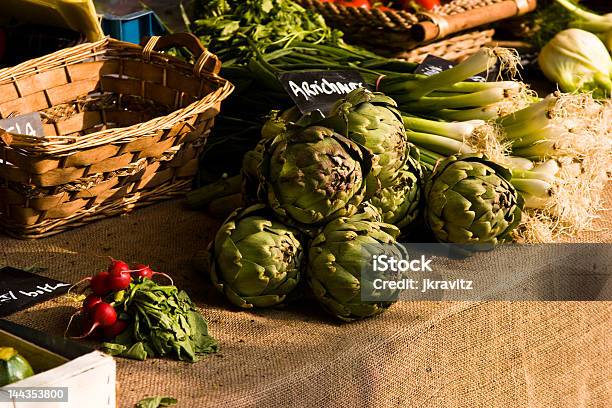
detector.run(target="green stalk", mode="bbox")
[502,112,552,140]
[398,88,508,111]
[188,175,243,210]
[511,178,553,198]
[506,156,535,170]
[431,106,502,121]
[498,96,555,127]
[510,126,564,149]
[512,141,563,159]
[437,81,522,93]
[569,19,612,33]
[402,115,484,141]
[554,0,612,23]
[406,131,475,156]
[380,48,498,100]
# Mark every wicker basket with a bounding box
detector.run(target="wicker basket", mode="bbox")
[299,0,535,54]
[0,33,234,239]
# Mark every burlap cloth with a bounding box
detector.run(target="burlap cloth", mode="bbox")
[1,188,611,407]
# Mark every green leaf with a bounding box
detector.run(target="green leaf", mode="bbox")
[135,396,178,408]
[121,342,148,361]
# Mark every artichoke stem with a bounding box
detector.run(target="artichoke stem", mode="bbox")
[188,175,243,210]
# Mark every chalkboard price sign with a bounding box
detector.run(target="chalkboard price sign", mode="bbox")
[0,112,44,137]
[279,70,370,116]
[0,267,69,317]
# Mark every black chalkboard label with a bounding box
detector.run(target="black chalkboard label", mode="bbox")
[0,112,44,137]
[415,55,490,82]
[0,267,69,317]
[279,70,369,115]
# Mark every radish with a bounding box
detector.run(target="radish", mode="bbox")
[83,295,102,314]
[132,264,174,285]
[108,258,130,276]
[133,264,154,279]
[102,319,129,340]
[73,303,117,339]
[90,272,110,295]
[107,272,132,291]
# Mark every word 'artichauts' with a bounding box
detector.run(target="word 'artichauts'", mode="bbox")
[287,79,364,101]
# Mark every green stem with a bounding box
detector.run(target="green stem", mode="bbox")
[512,141,562,159]
[503,112,552,140]
[187,175,243,210]
[498,96,554,127]
[402,115,484,141]
[430,106,502,121]
[406,131,475,156]
[511,178,553,198]
[398,88,508,111]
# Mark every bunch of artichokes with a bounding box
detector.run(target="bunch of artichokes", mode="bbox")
[205,89,526,322]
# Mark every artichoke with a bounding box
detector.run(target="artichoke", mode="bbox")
[424,154,523,244]
[209,204,305,308]
[321,88,408,193]
[260,125,372,229]
[308,205,401,321]
[367,144,423,229]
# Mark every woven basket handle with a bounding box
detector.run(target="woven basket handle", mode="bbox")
[141,33,222,76]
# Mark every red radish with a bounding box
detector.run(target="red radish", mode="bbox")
[73,302,117,339]
[103,319,129,339]
[83,295,103,314]
[132,264,174,285]
[133,264,154,279]
[108,258,130,276]
[107,272,132,291]
[90,272,111,295]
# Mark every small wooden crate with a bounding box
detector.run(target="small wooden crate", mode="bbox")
[0,33,234,239]
[0,320,116,408]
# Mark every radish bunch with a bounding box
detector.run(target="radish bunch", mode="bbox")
[66,258,172,339]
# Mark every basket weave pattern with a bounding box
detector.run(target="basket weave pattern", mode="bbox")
[0,36,233,239]
[299,0,506,32]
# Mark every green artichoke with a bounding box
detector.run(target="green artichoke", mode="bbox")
[424,154,523,244]
[321,88,408,193]
[210,204,305,308]
[308,205,401,321]
[260,125,372,229]
[367,144,423,229]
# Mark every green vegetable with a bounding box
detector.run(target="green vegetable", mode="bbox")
[260,125,373,229]
[319,89,409,194]
[555,0,612,37]
[538,29,612,97]
[192,0,341,65]
[307,205,401,321]
[102,280,218,362]
[367,145,423,229]
[135,396,178,408]
[209,204,304,308]
[424,154,523,245]
[0,347,34,386]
